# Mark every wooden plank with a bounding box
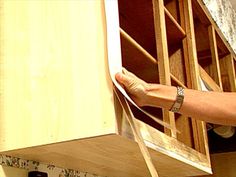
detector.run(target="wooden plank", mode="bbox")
[179,0,201,153]
[0,0,116,152]
[169,48,187,86]
[175,115,194,148]
[152,0,176,138]
[208,25,223,89]
[219,54,236,92]
[199,152,236,177]
[115,89,159,177]
[164,0,180,23]
[179,0,210,162]
[0,128,212,177]
[164,7,186,46]
[225,54,236,92]
[199,66,222,92]
[120,29,156,64]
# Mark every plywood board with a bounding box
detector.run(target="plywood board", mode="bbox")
[0,0,116,151]
[1,133,211,177]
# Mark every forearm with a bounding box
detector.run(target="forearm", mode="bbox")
[145,84,236,125]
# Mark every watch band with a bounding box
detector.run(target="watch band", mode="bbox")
[170,86,184,113]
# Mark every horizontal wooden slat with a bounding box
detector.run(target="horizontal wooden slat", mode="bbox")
[164,7,186,46]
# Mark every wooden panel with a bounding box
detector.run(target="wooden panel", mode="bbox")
[1,121,212,177]
[199,152,236,177]
[226,54,236,92]
[169,47,187,86]
[175,115,194,148]
[219,55,236,92]
[0,0,116,151]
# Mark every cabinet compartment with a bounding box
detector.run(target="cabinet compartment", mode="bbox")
[118,0,157,58]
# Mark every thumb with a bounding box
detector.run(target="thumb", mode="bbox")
[115,72,133,88]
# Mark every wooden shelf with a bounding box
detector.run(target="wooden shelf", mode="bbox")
[120,28,159,83]
[193,18,211,63]
[165,7,186,46]
[118,0,157,58]
[120,28,187,88]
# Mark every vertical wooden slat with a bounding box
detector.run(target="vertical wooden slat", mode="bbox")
[179,0,200,153]
[208,25,223,89]
[152,0,176,138]
[222,54,236,92]
[179,0,210,163]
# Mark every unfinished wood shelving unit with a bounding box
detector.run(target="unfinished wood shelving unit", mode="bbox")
[0,0,235,177]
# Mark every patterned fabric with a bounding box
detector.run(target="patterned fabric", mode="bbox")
[203,0,236,53]
[0,155,105,177]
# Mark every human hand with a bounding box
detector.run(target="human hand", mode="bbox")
[115,68,150,106]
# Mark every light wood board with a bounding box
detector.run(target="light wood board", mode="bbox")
[1,132,211,177]
[0,0,116,151]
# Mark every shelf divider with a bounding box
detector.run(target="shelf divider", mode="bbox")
[152,0,177,138]
[164,7,186,42]
[120,28,156,64]
[208,25,223,89]
[199,65,222,92]
[120,28,187,89]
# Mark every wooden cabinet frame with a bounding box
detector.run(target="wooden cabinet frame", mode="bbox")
[1,0,235,176]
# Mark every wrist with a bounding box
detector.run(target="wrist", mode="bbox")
[144,84,176,109]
